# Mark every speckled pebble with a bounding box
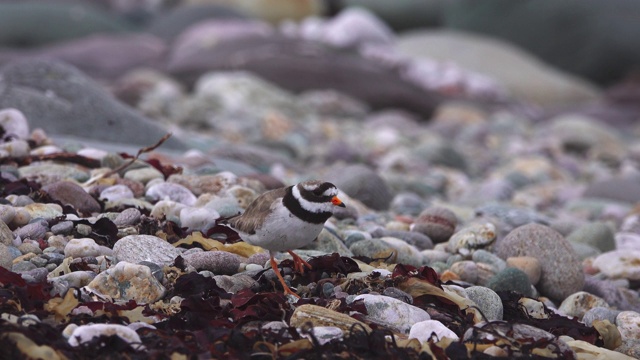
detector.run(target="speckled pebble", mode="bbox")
[113,208,141,227]
[213,274,257,293]
[12,260,37,273]
[0,220,14,246]
[13,220,48,241]
[0,205,16,224]
[0,244,14,269]
[51,221,73,235]
[465,286,503,321]
[18,240,42,255]
[558,291,609,320]
[472,249,507,272]
[146,182,197,206]
[616,311,640,341]
[113,234,181,266]
[49,271,97,297]
[411,206,457,244]
[64,238,113,258]
[448,222,497,256]
[496,223,584,301]
[182,250,240,275]
[593,250,640,280]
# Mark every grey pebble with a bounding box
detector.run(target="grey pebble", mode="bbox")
[13,220,48,241]
[411,206,457,244]
[213,274,257,293]
[0,205,16,225]
[370,228,433,250]
[465,286,503,321]
[0,244,15,269]
[113,208,142,227]
[486,267,533,297]
[12,261,37,273]
[566,222,615,253]
[49,271,97,297]
[113,235,181,266]
[182,250,240,275]
[51,221,74,235]
[138,261,164,283]
[581,306,621,327]
[29,256,48,268]
[472,249,506,272]
[20,267,48,283]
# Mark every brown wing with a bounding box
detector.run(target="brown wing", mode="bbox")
[228,186,289,235]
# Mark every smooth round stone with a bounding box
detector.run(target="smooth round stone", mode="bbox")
[150,200,187,220]
[13,220,48,241]
[49,271,97,297]
[593,250,640,280]
[0,205,16,224]
[113,208,141,227]
[390,192,427,216]
[370,228,433,250]
[465,286,503,321]
[616,311,640,341]
[582,307,622,327]
[123,167,164,184]
[409,320,459,343]
[86,261,166,303]
[8,194,34,207]
[506,256,542,285]
[23,203,63,220]
[64,238,112,258]
[182,250,240,275]
[99,184,134,202]
[566,222,615,253]
[168,173,239,196]
[42,181,101,215]
[558,291,609,320]
[0,139,29,158]
[421,249,451,264]
[343,231,369,247]
[113,235,181,266]
[571,242,601,261]
[616,232,640,251]
[486,267,533,297]
[11,208,31,227]
[0,219,14,246]
[179,207,219,232]
[324,163,393,210]
[146,182,197,206]
[204,195,243,218]
[0,108,29,139]
[376,237,423,266]
[447,222,497,256]
[353,294,430,334]
[0,244,14,269]
[67,323,142,348]
[472,249,507,272]
[302,228,353,257]
[496,224,584,301]
[449,260,478,284]
[411,206,457,244]
[19,163,90,182]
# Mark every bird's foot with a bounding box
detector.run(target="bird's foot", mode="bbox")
[288,250,312,274]
[270,256,300,299]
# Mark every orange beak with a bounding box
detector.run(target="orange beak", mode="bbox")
[332,196,345,207]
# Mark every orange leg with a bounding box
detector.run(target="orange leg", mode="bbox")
[270,255,300,298]
[288,250,312,274]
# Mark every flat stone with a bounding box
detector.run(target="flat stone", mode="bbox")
[42,181,100,215]
[182,251,240,275]
[112,235,181,266]
[558,291,609,320]
[593,250,640,280]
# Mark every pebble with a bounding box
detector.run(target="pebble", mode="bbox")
[472,249,507,272]
[0,205,16,224]
[146,182,197,206]
[324,163,393,210]
[566,222,616,253]
[99,184,135,202]
[0,108,30,139]
[67,323,143,350]
[179,206,218,232]
[409,320,459,343]
[582,307,621,327]
[11,208,31,227]
[150,199,187,220]
[506,256,542,285]
[421,249,451,264]
[13,220,48,240]
[593,250,640,280]
[181,251,240,275]
[353,294,430,334]
[0,220,14,246]
[302,228,353,256]
[23,203,63,220]
[113,208,141,227]
[124,167,164,184]
[85,261,166,303]
[616,232,640,251]
[616,311,640,341]
[411,206,457,244]
[370,228,434,250]
[212,274,257,293]
[290,304,372,333]
[447,222,497,256]
[558,291,609,320]
[379,237,423,266]
[465,286,503,321]
[49,271,97,297]
[112,235,182,266]
[486,267,533,297]
[496,223,584,301]
[448,261,478,284]
[64,238,113,258]
[305,326,344,345]
[42,181,101,215]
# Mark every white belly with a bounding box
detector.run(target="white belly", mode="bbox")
[239,205,325,252]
